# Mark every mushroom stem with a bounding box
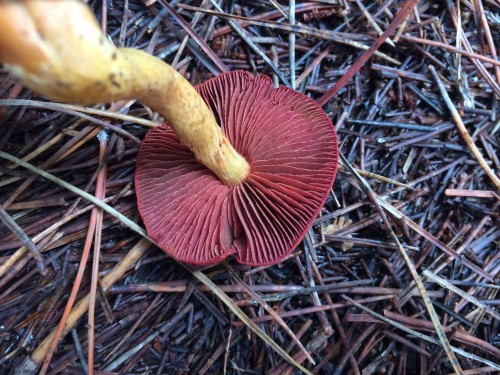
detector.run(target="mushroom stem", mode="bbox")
[0,0,249,186]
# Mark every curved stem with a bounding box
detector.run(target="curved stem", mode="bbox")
[0,0,249,185]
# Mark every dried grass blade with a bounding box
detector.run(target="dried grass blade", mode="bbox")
[0,99,140,143]
[341,295,500,370]
[423,270,500,321]
[0,99,161,128]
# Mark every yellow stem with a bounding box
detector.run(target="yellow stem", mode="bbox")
[0,0,249,185]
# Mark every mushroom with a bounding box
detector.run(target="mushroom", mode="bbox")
[1,0,338,266]
[137,71,338,265]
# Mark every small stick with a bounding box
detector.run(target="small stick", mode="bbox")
[429,65,500,190]
[445,189,497,198]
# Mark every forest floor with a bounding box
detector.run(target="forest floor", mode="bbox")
[0,0,499,374]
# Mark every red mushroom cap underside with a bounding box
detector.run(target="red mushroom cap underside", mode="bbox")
[135,70,338,266]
